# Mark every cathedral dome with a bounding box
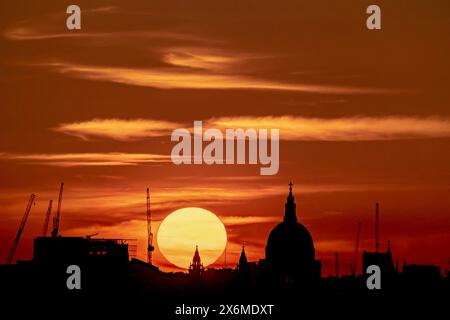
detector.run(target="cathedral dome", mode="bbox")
[265,182,316,281]
[266,220,315,264]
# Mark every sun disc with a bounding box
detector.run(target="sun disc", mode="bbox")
[157,207,227,269]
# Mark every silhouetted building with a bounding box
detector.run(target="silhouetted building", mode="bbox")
[362,241,396,277]
[33,236,129,266]
[265,182,321,286]
[362,241,397,290]
[189,246,204,276]
[238,246,248,271]
[403,263,441,289]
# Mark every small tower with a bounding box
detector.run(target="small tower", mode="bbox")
[284,181,297,223]
[238,246,248,271]
[189,245,204,276]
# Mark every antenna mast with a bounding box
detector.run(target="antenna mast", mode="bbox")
[375,203,379,252]
[335,252,339,278]
[146,188,154,264]
[352,222,361,276]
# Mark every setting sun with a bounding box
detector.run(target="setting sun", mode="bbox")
[157,207,227,269]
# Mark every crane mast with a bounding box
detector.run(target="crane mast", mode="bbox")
[6,194,36,264]
[146,188,154,264]
[51,182,64,237]
[352,222,361,276]
[41,200,53,236]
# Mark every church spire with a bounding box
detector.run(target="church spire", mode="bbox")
[193,245,201,264]
[189,245,204,276]
[238,246,248,270]
[284,181,297,223]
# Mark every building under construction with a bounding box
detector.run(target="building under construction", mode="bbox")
[33,236,130,266]
[4,182,137,268]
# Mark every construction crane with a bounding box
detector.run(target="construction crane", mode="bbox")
[51,182,64,237]
[41,200,53,236]
[85,233,99,239]
[352,222,361,276]
[146,188,154,264]
[6,194,36,264]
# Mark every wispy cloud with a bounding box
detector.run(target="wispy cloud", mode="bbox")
[1,152,171,167]
[53,116,450,142]
[208,115,450,141]
[4,27,203,42]
[163,48,241,71]
[54,118,182,141]
[43,62,383,94]
[6,11,385,95]
[0,182,372,219]
[221,216,279,226]
[161,46,264,72]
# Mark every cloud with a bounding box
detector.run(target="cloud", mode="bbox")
[163,48,241,71]
[0,182,370,222]
[6,11,384,95]
[1,152,171,167]
[221,216,279,226]
[208,115,450,141]
[161,46,265,72]
[4,27,204,42]
[43,62,383,94]
[54,118,182,141]
[54,116,450,142]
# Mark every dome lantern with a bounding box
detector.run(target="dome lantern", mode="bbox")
[284,181,297,223]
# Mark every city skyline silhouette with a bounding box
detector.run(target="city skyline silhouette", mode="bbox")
[1,1,449,315]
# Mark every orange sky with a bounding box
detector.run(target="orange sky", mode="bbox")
[0,0,449,276]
